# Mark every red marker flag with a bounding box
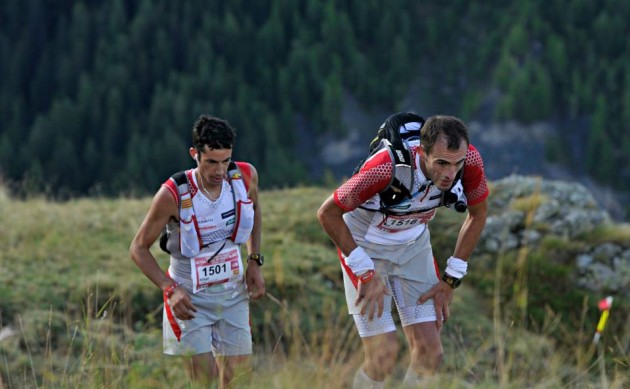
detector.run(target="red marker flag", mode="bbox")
[593,296,614,344]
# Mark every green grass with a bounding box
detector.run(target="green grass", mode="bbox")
[0,185,628,388]
[581,223,630,245]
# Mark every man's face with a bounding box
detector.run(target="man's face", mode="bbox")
[189,146,232,187]
[422,135,468,191]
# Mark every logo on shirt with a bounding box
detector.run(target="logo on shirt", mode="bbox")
[221,209,236,219]
[390,202,411,210]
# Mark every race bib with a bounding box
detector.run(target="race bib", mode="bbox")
[375,211,435,233]
[190,246,243,293]
[363,210,434,245]
[377,214,419,232]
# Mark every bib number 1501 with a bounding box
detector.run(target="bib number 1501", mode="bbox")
[201,263,228,277]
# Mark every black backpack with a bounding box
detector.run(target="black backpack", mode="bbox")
[353,112,468,212]
[353,112,425,207]
[159,171,188,254]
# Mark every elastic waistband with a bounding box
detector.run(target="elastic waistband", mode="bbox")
[168,268,245,295]
[194,280,245,296]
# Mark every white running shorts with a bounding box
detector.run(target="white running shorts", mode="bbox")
[163,281,252,356]
[342,228,440,337]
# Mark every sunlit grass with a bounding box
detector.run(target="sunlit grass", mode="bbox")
[511,192,547,214]
[582,223,630,245]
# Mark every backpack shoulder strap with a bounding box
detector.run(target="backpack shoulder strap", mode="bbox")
[227,161,245,199]
[232,161,252,192]
[171,170,188,186]
[169,170,189,209]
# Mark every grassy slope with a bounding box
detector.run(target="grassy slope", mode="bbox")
[0,186,627,388]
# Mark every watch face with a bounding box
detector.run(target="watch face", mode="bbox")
[249,254,264,266]
[442,273,461,288]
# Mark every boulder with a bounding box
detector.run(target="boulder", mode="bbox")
[479,175,629,298]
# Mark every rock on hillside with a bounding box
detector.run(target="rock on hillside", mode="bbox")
[479,175,630,299]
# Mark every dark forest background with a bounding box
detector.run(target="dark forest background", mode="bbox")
[1,0,629,208]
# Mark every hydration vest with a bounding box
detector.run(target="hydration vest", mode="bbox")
[354,112,467,213]
[159,161,255,257]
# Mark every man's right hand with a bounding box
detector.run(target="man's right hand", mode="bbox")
[355,273,388,321]
[168,287,197,320]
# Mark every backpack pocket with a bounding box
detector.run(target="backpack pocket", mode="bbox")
[179,214,202,257]
[231,199,254,244]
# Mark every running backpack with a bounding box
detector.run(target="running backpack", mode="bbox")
[353,112,467,212]
[159,171,188,254]
[159,161,250,255]
[352,112,425,207]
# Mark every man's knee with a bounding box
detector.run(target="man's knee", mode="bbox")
[220,355,251,386]
[188,353,219,383]
[404,322,444,372]
[364,339,399,378]
[410,344,443,371]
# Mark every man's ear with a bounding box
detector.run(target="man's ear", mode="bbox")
[189,147,198,161]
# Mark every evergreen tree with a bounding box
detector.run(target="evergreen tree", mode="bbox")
[0,0,629,199]
[586,94,614,181]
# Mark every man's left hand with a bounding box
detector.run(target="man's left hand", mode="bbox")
[418,281,454,330]
[245,263,265,300]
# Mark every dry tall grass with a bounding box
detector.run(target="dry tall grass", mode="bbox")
[0,186,627,388]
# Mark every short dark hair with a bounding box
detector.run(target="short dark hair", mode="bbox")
[192,115,236,152]
[420,115,470,154]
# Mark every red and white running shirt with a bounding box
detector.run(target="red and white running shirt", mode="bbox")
[334,143,489,245]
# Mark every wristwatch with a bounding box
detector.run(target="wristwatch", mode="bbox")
[247,253,264,267]
[442,272,461,289]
